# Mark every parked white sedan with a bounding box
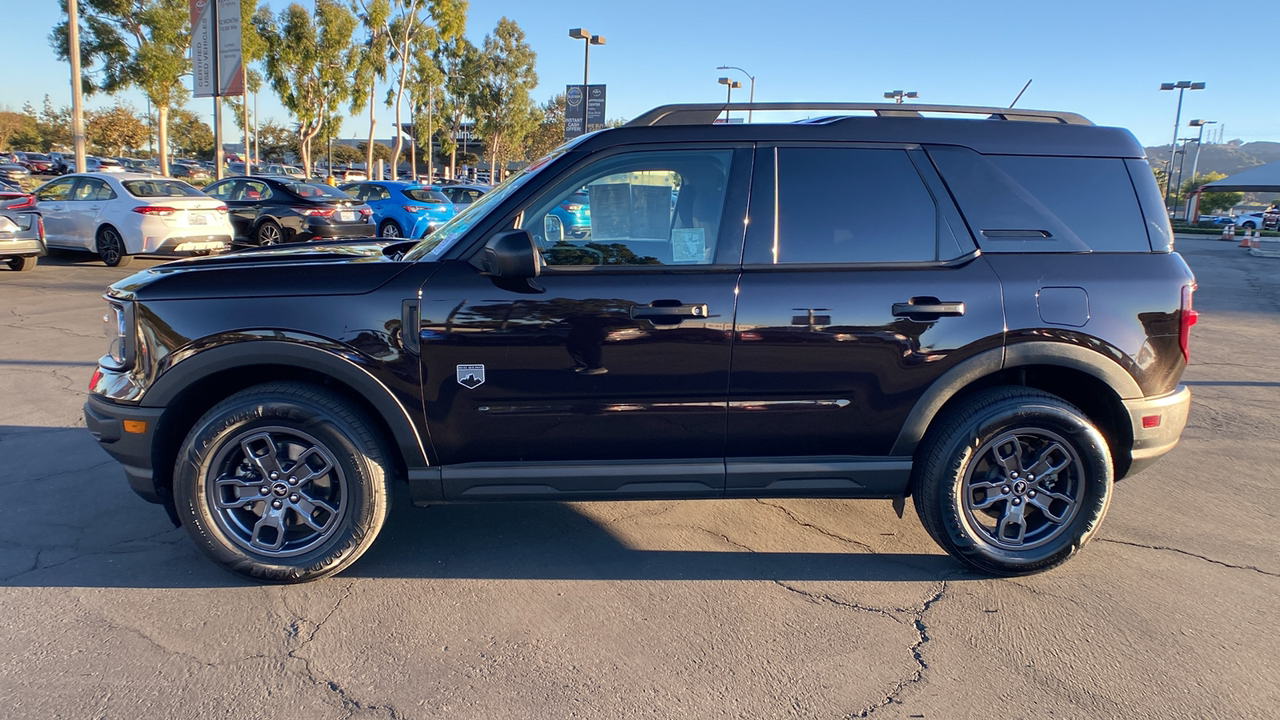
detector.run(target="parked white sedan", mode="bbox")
[33,172,233,266]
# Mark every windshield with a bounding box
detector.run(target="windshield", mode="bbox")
[123,179,204,198]
[285,182,351,200]
[403,139,585,261]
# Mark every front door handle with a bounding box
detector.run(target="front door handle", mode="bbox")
[630,302,709,322]
[892,297,965,318]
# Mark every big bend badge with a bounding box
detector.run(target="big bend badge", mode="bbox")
[456,364,485,389]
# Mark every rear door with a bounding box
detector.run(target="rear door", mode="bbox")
[726,144,1005,495]
[67,177,115,248]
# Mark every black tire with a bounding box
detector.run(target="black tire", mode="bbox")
[7,255,37,271]
[1241,221,1257,229]
[173,382,393,583]
[256,219,284,246]
[912,387,1113,576]
[378,220,402,238]
[96,226,133,267]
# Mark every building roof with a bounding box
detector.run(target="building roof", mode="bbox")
[1201,161,1280,193]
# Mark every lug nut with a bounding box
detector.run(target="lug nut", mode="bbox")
[1028,491,1037,498]
[288,476,298,485]
[259,486,270,495]
[1010,472,1019,478]
[1027,474,1034,481]
[1002,486,1011,494]
[289,494,299,503]
[1012,498,1022,505]
[271,500,282,509]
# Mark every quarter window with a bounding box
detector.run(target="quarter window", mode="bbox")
[763,147,937,264]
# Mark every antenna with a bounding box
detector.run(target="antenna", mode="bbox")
[1009,79,1032,108]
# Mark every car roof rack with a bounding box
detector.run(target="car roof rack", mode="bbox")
[625,102,1093,127]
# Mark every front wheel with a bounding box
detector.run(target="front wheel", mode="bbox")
[173,382,393,583]
[1241,221,1257,229]
[913,387,1113,576]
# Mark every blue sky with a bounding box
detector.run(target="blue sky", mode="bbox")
[4,0,1275,149]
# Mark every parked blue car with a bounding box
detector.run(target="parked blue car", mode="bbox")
[550,188,592,238]
[339,181,456,238]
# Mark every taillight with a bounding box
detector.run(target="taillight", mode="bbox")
[7,194,35,210]
[561,203,582,212]
[296,207,334,217]
[402,205,425,213]
[214,204,228,213]
[1179,284,1198,363]
[37,215,44,240]
[133,206,176,216]
[359,207,372,216]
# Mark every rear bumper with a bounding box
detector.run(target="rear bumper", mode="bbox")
[0,236,46,257]
[1122,384,1191,477]
[84,394,165,504]
[309,221,376,239]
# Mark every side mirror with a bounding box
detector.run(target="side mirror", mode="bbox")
[477,229,540,278]
[543,214,564,245]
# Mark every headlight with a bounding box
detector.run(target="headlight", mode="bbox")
[100,299,134,370]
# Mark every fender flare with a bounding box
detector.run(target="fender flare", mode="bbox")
[141,338,429,469]
[889,342,1142,457]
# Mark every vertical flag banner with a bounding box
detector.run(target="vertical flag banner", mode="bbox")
[585,85,607,133]
[190,0,214,97]
[564,85,585,140]
[216,0,244,96]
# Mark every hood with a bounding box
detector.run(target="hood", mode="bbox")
[109,239,426,301]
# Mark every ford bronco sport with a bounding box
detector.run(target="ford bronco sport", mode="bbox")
[85,102,1195,582]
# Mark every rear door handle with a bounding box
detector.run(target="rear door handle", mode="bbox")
[630,302,709,321]
[892,298,965,318]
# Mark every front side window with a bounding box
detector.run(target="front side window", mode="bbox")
[36,177,76,201]
[756,147,937,264]
[521,149,734,267]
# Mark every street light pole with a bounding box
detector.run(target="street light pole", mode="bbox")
[1185,119,1216,221]
[1159,81,1205,209]
[67,0,87,173]
[716,65,755,121]
[568,28,606,88]
[717,77,741,121]
[1172,137,1195,214]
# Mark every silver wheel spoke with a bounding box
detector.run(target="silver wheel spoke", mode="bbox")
[250,505,288,552]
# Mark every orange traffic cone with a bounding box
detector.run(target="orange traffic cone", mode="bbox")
[1238,226,1250,247]
[1250,231,1261,249]
[1222,224,1233,241]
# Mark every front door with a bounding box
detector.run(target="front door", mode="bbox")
[726,145,1005,494]
[417,145,752,499]
[34,177,77,247]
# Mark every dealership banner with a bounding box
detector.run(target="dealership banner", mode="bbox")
[564,85,585,140]
[190,0,243,97]
[585,85,606,133]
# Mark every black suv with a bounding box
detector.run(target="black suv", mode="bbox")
[84,102,1196,583]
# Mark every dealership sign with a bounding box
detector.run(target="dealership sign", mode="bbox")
[564,84,606,140]
[191,0,243,98]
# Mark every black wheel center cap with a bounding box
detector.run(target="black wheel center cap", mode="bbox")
[272,483,289,497]
[1012,480,1029,495]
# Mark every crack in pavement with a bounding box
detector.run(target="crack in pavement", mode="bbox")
[284,582,406,719]
[849,582,949,719]
[0,459,116,489]
[755,500,876,552]
[1097,538,1279,577]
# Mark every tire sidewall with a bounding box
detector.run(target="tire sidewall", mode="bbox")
[935,400,1113,574]
[379,220,401,238]
[257,220,282,245]
[174,393,387,582]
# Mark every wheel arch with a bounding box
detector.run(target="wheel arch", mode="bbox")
[142,340,428,500]
[892,343,1139,479]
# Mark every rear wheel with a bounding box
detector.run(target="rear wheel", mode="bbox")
[913,387,1113,576]
[257,219,284,246]
[7,255,37,271]
[378,220,402,238]
[96,226,132,267]
[173,382,393,583]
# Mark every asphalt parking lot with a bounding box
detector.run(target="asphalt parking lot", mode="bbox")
[1,239,1277,719]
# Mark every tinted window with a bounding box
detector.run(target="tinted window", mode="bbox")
[988,156,1148,253]
[763,147,936,264]
[73,178,116,201]
[285,182,349,199]
[124,179,204,198]
[403,188,449,203]
[204,180,235,201]
[521,149,734,267]
[36,177,76,201]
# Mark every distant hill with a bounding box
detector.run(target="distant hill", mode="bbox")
[1144,141,1280,178]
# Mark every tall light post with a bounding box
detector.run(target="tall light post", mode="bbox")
[718,77,742,121]
[883,90,918,104]
[1171,137,1196,214]
[67,0,87,172]
[568,28,605,88]
[1159,81,1205,209]
[716,65,755,121]
[1184,118,1216,220]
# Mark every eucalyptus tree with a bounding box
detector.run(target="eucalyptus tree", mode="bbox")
[368,0,466,179]
[434,35,480,177]
[50,0,189,174]
[352,0,391,176]
[472,17,538,180]
[255,0,357,174]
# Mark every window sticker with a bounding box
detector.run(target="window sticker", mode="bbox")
[671,228,707,263]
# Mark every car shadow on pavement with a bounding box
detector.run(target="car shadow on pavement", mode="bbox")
[0,425,961,589]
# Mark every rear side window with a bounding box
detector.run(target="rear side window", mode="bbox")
[928,146,1151,253]
[123,179,203,198]
[754,147,938,264]
[403,188,449,203]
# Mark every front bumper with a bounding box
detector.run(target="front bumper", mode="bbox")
[84,394,165,504]
[1122,384,1191,477]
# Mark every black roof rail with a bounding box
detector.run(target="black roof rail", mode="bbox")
[624,102,1094,127]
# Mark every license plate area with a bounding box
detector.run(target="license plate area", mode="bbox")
[338,211,356,222]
